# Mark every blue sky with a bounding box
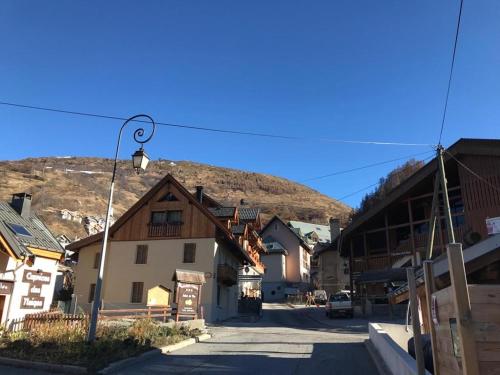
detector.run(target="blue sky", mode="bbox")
[1,1,499,208]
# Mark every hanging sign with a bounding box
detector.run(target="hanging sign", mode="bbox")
[21,296,45,309]
[22,270,52,285]
[486,217,500,235]
[0,280,14,295]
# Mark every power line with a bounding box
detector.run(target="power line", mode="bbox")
[445,150,500,195]
[0,100,435,147]
[337,154,435,202]
[438,0,464,145]
[337,182,380,201]
[301,150,434,182]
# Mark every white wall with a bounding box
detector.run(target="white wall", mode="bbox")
[0,255,59,326]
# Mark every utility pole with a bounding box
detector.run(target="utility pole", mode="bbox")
[437,145,455,244]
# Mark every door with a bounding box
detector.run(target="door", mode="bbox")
[0,295,5,323]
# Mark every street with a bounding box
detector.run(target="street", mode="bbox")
[0,303,377,374]
[117,303,377,375]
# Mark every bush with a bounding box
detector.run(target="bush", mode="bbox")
[0,318,194,371]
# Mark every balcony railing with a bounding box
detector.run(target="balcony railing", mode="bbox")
[217,264,238,286]
[148,223,182,237]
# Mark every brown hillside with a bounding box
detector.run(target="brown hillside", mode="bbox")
[0,157,351,240]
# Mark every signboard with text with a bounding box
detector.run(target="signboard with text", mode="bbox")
[20,269,52,310]
[486,217,500,235]
[176,282,200,316]
[0,280,14,295]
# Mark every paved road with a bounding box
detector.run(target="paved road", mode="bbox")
[117,303,378,375]
[0,304,377,374]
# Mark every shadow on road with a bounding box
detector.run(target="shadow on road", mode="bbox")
[127,341,375,374]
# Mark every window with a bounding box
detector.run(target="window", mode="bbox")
[93,252,100,269]
[6,223,32,237]
[159,192,179,202]
[131,282,144,303]
[135,245,148,264]
[151,210,182,225]
[183,243,196,263]
[88,283,96,303]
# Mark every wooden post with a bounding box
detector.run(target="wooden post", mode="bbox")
[437,146,455,243]
[425,175,440,260]
[423,261,439,375]
[407,200,418,266]
[407,267,425,375]
[447,243,480,375]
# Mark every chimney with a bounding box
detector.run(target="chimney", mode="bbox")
[11,193,32,218]
[195,186,203,204]
[329,217,340,242]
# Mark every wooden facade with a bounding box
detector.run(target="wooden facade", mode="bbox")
[340,139,500,302]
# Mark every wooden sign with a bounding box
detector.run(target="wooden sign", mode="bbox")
[147,285,171,307]
[0,280,13,295]
[22,270,51,285]
[176,282,200,316]
[20,295,45,309]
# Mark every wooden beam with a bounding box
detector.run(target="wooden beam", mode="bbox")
[425,175,440,260]
[423,261,439,375]
[407,267,425,375]
[447,243,480,375]
[408,201,417,266]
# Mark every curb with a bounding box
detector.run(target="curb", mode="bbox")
[286,303,296,309]
[99,334,212,374]
[0,356,87,374]
[364,339,390,375]
[99,348,160,374]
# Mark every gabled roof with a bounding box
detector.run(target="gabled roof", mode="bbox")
[0,202,64,259]
[208,207,237,218]
[231,224,246,236]
[239,208,260,222]
[260,216,312,254]
[342,138,500,241]
[288,221,331,243]
[67,174,254,265]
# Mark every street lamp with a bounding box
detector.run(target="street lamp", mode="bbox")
[87,114,156,342]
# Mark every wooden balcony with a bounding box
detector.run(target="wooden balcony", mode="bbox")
[217,264,238,286]
[148,223,182,237]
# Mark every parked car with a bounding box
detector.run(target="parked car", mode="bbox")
[325,291,353,318]
[313,289,327,305]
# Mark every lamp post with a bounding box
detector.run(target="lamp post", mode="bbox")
[87,114,156,342]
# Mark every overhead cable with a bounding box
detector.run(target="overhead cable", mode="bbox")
[0,100,435,147]
[438,0,464,144]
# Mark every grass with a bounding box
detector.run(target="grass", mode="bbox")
[0,319,193,372]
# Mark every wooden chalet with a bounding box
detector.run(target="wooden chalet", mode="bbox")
[339,138,500,306]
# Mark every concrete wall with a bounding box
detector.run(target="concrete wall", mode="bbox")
[0,254,59,325]
[368,323,431,375]
[73,238,240,322]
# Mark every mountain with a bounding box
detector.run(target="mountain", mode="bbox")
[0,157,351,240]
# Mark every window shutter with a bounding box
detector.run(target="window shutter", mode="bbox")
[183,243,196,263]
[131,282,144,303]
[88,283,96,303]
[135,245,148,264]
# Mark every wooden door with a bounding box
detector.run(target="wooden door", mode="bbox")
[0,295,5,323]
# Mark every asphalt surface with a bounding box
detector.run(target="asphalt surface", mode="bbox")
[116,303,378,375]
[0,303,378,375]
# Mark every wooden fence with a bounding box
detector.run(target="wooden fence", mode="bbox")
[7,306,176,332]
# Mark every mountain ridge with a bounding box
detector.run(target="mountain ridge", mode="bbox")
[0,157,351,240]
